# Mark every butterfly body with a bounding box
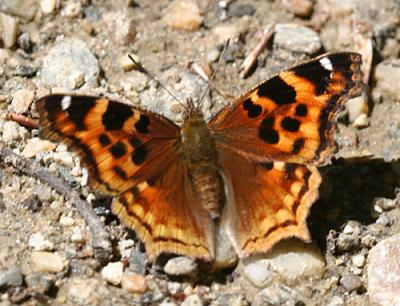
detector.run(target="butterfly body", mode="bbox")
[37,52,363,262]
[181,105,224,219]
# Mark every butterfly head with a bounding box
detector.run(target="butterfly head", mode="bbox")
[183,97,203,119]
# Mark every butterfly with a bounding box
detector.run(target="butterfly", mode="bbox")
[37,52,363,262]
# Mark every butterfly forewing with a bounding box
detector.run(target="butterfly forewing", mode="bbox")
[210,52,363,165]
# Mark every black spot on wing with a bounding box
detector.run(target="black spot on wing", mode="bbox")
[135,115,150,134]
[292,138,305,154]
[260,117,274,129]
[132,145,147,165]
[281,117,300,132]
[257,76,296,105]
[259,127,279,144]
[129,137,142,148]
[259,162,273,170]
[99,134,111,147]
[110,142,127,158]
[295,104,308,117]
[243,98,262,118]
[293,60,332,95]
[102,101,133,130]
[114,166,128,179]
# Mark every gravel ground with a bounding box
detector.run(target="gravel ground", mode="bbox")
[1,0,400,305]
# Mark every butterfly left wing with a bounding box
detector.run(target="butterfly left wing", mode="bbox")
[37,95,215,261]
[212,53,363,257]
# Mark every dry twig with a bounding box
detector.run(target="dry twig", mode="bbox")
[5,113,39,129]
[0,144,112,263]
[239,24,276,78]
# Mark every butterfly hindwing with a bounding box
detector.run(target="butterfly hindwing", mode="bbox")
[219,150,321,257]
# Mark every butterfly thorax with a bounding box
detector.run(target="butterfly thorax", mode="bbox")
[181,110,224,219]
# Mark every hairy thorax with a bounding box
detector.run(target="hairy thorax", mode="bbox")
[181,112,224,219]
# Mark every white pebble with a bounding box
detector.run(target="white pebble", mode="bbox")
[31,251,66,273]
[71,227,85,243]
[28,233,54,251]
[60,216,75,227]
[101,262,124,286]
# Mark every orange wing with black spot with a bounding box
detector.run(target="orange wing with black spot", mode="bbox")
[211,52,363,257]
[37,95,214,261]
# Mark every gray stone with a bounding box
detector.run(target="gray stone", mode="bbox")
[182,294,203,306]
[368,233,400,306]
[274,23,321,55]
[0,0,37,22]
[339,274,363,292]
[210,293,248,306]
[374,59,400,101]
[31,251,66,273]
[28,232,54,251]
[164,256,198,277]
[2,121,20,143]
[41,39,100,89]
[25,273,54,294]
[253,283,301,306]
[227,3,255,17]
[0,266,23,289]
[0,13,19,48]
[242,239,325,287]
[11,89,35,114]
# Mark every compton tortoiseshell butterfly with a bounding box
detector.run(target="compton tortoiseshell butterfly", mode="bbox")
[37,52,363,261]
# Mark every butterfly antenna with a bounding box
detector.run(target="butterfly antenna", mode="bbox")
[127,54,185,108]
[196,39,230,111]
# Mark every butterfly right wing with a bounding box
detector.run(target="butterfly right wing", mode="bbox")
[37,94,214,261]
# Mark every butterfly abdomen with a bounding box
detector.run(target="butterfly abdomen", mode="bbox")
[181,113,224,219]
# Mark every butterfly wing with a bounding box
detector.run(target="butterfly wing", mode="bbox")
[210,53,363,164]
[212,53,363,257]
[37,94,214,261]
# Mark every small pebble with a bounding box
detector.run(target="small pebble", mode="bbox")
[182,294,203,306]
[118,239,135,258]
[53,151,74,168]
[61,0,82,18]
[346,95,369,125]
[104,12,137,45]
[376,213,390,226]
[253,283,299,306]
[2,121,21,143]
[242,240,325,287]
[164,256,198,277]
[101,262,124,286]
[163,0,203,32]
[60,216,75,227]
[25,273,54,294]
[339,274,363,292]
[351,254,366,268]
[118,54,139,72]
[227,3,255,17]
[274,23,321,55]
[282,0,314,18]
[70,227,85,243]
[326,296,344,306]
[11,89,35,114]
[31,251,66,273]
[22,137,56,158]
[34,186,53,202]
[0,266,23,289]
[29,232,54,251]
[121,273,148,294]
[374,59,400,101]
[40,0,57,14]
[0,13,20,48]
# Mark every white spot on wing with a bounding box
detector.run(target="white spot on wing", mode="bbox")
[61,96,72,110]
[320,57,333,71]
